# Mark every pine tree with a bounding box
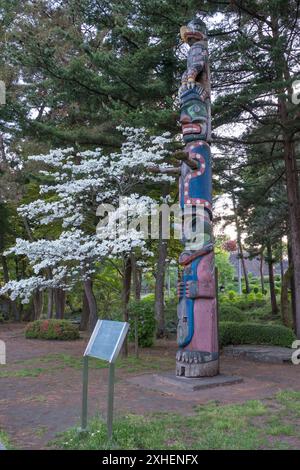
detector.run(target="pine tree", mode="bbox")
[211,0,300,336]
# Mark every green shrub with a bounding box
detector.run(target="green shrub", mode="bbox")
[25,320,80,340]
[246,305,272,319]
[142,293,155,302]
[234,295,266,311]
[128,298,156,347]
[253,287,259,294]
[164,297,177,318]
[219,304,245,323]
[219,322,296,348]
[219,294,230,304]
[227,290,236,301]
[219,292,266,310]
[226,283,236,291]
[247,292,257,302]
[164,298,178,335]
[233,298,248,310]
[255,292,264,300]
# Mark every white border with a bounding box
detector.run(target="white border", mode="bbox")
[84,319,102,357]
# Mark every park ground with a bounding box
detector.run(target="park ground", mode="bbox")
[0,323,300,450]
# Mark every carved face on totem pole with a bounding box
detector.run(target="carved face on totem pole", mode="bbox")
[180,89,209,142]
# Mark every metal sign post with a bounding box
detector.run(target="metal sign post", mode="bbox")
[80,320,129,440]
[81,356,89,432]
[107,362,115,440]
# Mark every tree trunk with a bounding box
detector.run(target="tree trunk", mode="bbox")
[259,250,265,294]
[288,239,297,332]
[32,290,44,320]
[122,256,132,357]
[136,269,142,300]
[14,257,22,321]
[61,290,66,318]
[46,268,53,319]
[1,254,18,320]
[131,254,140,358]
[232,194,250,293]
[155,236,168,338]
[280,116,300,339]
[10,300,19,322]
[267,242,278,316]
[280,125,300,337]
[54,289,60,319]
[279,241,284,284]
[237,254,242,295]
[80,287,90,331]
[134,313,139,359]
[54,288,66,319]
[23,302,34,322]
[84,278,98,332]
[0,133,7,164]
[271,14,300,337]
[47,289,54,319]
[239,245,250,293]
[281,266,291,328]
[131,253,141,301]
[1,254,9,284]
[166,263,171,298]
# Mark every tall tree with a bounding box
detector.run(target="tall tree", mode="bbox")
[211,0,300,335]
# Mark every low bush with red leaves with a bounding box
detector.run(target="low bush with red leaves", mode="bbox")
[25,319,79,340]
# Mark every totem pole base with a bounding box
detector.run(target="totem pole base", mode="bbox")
[176,349,219,378]
[176,359,219,378]
[126,372,243,393]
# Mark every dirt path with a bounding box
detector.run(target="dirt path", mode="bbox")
[0,323,299,449]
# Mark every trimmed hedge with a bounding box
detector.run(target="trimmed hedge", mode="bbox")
[233,297,266,311]
[25,319,80,340]
[219,304,245,323]
[245,305,272,319]
[219,322,296,348]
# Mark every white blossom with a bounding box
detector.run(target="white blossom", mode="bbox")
[1,128,173,301]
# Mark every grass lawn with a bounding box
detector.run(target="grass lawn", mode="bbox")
[0,352,174,378]
[1,328,299,450]
[53,391,300,450]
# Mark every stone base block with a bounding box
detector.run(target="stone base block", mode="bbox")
[223,345,293,364]
[176,358,219,377]
[126,372,243,393]
[175,349,219,377]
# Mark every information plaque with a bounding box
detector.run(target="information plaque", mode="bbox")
[84,320,129,363]
[81,320,129,439]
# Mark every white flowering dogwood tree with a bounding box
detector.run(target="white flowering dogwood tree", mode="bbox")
[0,127,174,330]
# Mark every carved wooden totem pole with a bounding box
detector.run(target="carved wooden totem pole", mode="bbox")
[176,18,219,377]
